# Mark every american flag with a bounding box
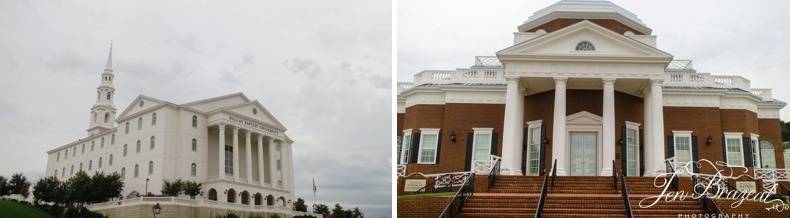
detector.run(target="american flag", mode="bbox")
[312,177,317,197]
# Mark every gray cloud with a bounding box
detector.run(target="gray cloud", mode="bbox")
[398,0,790,119]
[0,0,391,216]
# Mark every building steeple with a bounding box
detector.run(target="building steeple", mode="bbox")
[88,42,118,135]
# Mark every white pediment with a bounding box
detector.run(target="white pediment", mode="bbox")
[116,95,167,121]
[566,111,602,125]
[181,93,250,113]
[498,20,672,62]
[223,100,287,131]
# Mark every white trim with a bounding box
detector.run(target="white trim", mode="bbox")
[525,120,543,175]
[417,128,440,164]
[470,128,494,170]
[750,133,760,168]
[723,132,745,167]
[565,112,603,176]
[400,130,413,164]
[624,121,641,176]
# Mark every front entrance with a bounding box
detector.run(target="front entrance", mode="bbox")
[570,132,597,176]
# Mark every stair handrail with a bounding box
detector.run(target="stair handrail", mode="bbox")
[488,157,502,189]
[691,175,724,216]
[415,172,468,193]
[535,159,557,218]
[438,172,475,218]
[551,159,557,191]
[664,158,679,191]
[616,161,634,218]
[612,161,618,192]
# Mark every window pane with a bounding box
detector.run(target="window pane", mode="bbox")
[422,134,437,149]
[473,133,491,162]
[675,136,691,162]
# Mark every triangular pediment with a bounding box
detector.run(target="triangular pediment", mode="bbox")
[221,100,287,131]
[116,95,168,121]
[181,93,250,113]
[566,111,602,125]
[498,20,672,61]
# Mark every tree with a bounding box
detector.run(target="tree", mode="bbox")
[781,120,790,142]
[33,176,64,205]
[351,207,363,218]
[293,198,308,212]
[313,203,330,215]
[161,179,183,196]
[182,180,202,199]
[331,203,345,218]
[89,172,123,203]
[64,171,92,205]
[9,173,31,198]
[0,176,7,196]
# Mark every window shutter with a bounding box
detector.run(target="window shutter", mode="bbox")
[464,133,474,171]
[435,132,442,164]
[409,133,420,164]
[666,134,674,158]
[621,125,627,175]
[539,124,547,176]
[639,127,645,176]
[491,131,498,156]
[721,135,727,164]
[742,137,753,167]
[521,127,529,175]
[692,135,700,173]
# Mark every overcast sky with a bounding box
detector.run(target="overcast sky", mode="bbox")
[0,0,390,216]
[399,0,790,119]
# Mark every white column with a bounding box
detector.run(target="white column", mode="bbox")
[277,140,284,186]
[642,84,653,177]
[218,124,226,178]
[286,141,294,190]
[268,138,277,185]
[501,77,525,175]
[257,135,264,183]
[245,130,253,183]
[601,78,616,176]
[650,79,666,176]
[552,77,569,176]
[232,126,240,180]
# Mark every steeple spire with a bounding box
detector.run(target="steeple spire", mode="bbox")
[88,42,118,135]
[105,41,113,70]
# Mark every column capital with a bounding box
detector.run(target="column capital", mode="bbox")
[553,77,568,83]
[218,123,227,128]
[649,78,664,84]
[244,130,251,136]
[601,77,616,83]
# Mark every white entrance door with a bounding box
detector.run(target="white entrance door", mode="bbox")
[570,132,597,176]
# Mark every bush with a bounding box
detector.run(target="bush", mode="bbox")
[64,206,104,218]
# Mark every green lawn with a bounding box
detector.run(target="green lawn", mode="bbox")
[0,200,52,218]
[397,192,456,199]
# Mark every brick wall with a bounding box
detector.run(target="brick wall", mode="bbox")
[527,18,645,35]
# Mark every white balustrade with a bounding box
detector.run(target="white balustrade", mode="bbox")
[664,72,771,100]
[413,69,505,87]
[397,164,406,177]
[472,155,501,174]
[84,196,309,215]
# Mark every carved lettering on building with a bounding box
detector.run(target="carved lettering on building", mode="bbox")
[229,116,280,136]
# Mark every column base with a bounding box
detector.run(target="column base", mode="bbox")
[599,167,613,176]
[553,167,568,176]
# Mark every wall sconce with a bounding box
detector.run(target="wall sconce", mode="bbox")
[618,136,625,145]
[706,135,713,146]
[542,137,549,145]
[449,131,457,143]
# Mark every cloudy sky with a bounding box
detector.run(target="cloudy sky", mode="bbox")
[399,0,790,119]
[0,0,391,216]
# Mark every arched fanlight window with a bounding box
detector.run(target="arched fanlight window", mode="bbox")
[575,41,596,51]
[760,141,777,168]
[191,163,197,176]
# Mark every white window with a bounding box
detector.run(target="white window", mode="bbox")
[109,154,113,166]
[399,130,412,164]
[724,132,744,167]
[192,138,197,151]
[673,131,693,165]
[98,157,103,168]
[125,122,129,134]
[88,160,93,170]
[417,128,440,164]
[111,134,115,144]
[625,122,640,176]
[134,164,139,178]
[760,140,777,168]
[152,113,157,126]
[136,140,141,153]
[191,163,197,176]
[150,136,156,149]
[471,128,493,169]
[225,145,233,175]
[750,134,760,168]
[526,120,542,175]
[138,117,143,130]
[149,161,154,175]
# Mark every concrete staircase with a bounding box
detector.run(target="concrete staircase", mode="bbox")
[459,176,706,217]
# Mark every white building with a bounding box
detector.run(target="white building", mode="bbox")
[44,45,296,210]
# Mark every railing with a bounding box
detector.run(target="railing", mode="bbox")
[535,159,557,218]
[488,157,502,189]
[413,69,505,87]
[754,168,790,191]
[664,72,752,91]
[614,161,634,218]
[414,172,471,193]
[397,164,406,177]
[86,197,300,215]
[664,158,679,191]
[472,155,501,174]
[438,172,475,218]
[692,175,724,216]
[397,82,413,94]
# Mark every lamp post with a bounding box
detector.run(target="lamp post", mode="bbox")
[145,178,150,196]
[152,203,161,218]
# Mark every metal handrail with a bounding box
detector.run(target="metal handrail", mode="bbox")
[438,172,475,218]
[415,173,466,193]
[488,158,502,189]
[616,161,634,218]
[535,159,557,218]
[692,175,724,215]
[664,159,679,191]
[612,161,618,192]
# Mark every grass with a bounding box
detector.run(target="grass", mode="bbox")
[0,200,52,218]
[397,192,456,199]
